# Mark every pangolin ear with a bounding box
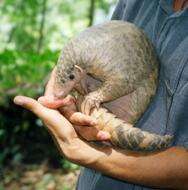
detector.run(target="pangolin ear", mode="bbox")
[75,65,84,74]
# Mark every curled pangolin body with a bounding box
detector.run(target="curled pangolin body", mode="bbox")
[55,20,173,151]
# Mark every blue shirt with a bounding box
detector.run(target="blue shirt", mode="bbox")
[76,1,188,189]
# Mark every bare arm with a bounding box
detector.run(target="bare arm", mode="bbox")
[36,67,188,188]
[14,95,188,189]
[87,145,188,189]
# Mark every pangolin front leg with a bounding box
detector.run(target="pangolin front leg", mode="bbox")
[81,91,102,115]
[81,79,133,115]
[81,81,113,115]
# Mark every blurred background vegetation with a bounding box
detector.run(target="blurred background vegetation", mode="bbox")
[0,0,116,189]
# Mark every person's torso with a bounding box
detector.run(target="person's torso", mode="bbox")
[77,1,188,189]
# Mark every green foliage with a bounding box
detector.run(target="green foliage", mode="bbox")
[61,160,80,171]
[1,0,45,51]
[0,0,116,169]
[96,0,114,13]
[0,50,57,103]
[0,183,4,190]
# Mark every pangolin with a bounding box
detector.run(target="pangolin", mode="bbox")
[53,20,173,152]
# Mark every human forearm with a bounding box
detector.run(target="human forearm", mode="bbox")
[14,95,188,189]
[38,100,188,189]
[56,133,188,189]
[86,146,188,189]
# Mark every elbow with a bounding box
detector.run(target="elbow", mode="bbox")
[167,150,188,189]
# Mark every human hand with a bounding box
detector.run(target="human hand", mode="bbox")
[13,96,111,165]
[37,67,110,141]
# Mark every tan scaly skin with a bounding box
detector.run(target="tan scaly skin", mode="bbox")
[53,20,173,152]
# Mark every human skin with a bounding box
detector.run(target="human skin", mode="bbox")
[14,68,188,189]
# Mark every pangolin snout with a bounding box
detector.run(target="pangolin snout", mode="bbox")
[54,81,75,99]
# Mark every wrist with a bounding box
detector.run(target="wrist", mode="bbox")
[63,138,112,167]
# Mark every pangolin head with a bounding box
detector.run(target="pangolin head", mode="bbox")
[54,61,85,99]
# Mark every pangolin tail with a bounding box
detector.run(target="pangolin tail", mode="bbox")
[91,108,173,152]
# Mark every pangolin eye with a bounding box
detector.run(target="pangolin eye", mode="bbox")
[69,74,75,80]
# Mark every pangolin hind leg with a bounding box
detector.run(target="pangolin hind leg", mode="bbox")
[89,71,173,151]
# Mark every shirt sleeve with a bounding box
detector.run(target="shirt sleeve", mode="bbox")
[111,0,127,20]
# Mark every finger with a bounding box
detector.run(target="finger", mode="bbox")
[38,95,76,109]
[97,131,111,140]
[75,125,97,141]
[38,95,65,109]
[70,112,97,126]
[74,125,110,141]
[14,96,46,116]
[14,96,77,142]
[45,67,57,96]
[14,96,64,126]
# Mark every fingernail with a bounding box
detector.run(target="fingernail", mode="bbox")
[98,131,110,140]
[14,96,24,106]
[37,97,43,103]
